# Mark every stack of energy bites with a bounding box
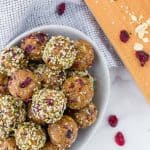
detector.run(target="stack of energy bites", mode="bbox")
[0,32,98,150]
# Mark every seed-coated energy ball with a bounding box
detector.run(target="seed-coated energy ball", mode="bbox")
[15,122,46,150]
[0,95,26,129]
[34,64,66,89]
[74,102,98,128]
[42,142,64,150]
[63,76,94,110]
[0,73,8,95]
[72,40,94,71]
[8,69,40,101]
[30,89,67,124]
[0,138,17,150]
[21,32,48,60]
[48,116,78,149]
[42,36,77,70]
[0,47,28,75]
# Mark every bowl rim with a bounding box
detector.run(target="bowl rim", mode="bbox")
[6,25,110,150]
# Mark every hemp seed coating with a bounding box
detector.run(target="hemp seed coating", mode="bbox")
[42,36,77,70]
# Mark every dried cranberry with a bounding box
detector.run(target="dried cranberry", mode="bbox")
[115,132,125,146]
[56,3,66,15]
[68,98,76,103]
[19,77,32,88]
[79,79,84,86]
[25,45,35,54]
[69,83,75,88]
[36,33,46,43]
[46,99,53,106]
[120,30,130,43]
[136,51,149,66]
[76,79,84,86]
[66,129,72,138]
[108,115,118,127]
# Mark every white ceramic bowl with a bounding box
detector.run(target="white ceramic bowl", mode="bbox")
[6,25,110,150]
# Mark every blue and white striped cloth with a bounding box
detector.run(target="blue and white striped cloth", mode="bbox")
[0,0,122,67]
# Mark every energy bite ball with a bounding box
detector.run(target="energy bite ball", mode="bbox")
[42,36,77,70]
[34,64,66,89]
[42,142,64,150]
[30,89,67,124]
[0,46,28,75]
[15,122,46,150]
[0,95,26,129]
[0,138,17,150]
[21,32,48,60]
[63,76,94,110]
[72,40,94,71]
[48,115,78,149]
[74,102,98,128]
[8,69,40,101]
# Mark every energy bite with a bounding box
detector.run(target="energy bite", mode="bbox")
[42,142,64,150]
[72,40,94,71]
[63,76,94,110]
[0,47,28,76]
[48,115,78,149]
[0,95,26,129]
[21,32,48,60]
[0,95,26,143]
[34,64,66,89]
[74,102,98,128]
[15,122,46,150]
[30,89,67,124]
[42,36,77,70]
[8,69,40,101]
[0,138,17,150]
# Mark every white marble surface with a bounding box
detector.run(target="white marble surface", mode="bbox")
[86,68,150,150]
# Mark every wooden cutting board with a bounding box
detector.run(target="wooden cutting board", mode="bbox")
[85,0,150,101]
